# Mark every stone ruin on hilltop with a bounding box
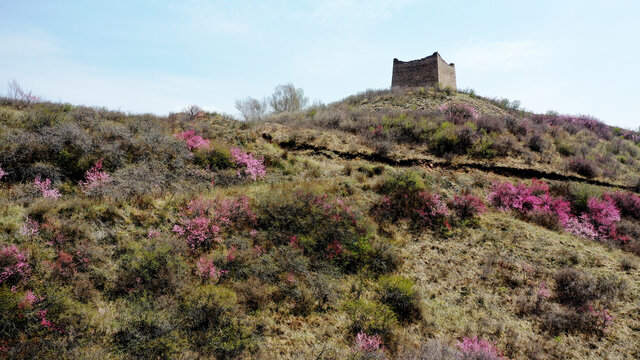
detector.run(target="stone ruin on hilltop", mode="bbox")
[392,52,456,90]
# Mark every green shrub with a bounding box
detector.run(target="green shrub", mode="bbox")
[377,275,421,322]
[111,241,187,297]
[376,170,425,195]
[430,122,458,156]
[193,144,232,170]
[255,189,376,272]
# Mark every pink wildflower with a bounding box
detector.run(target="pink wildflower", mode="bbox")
[0,165,8,180]
[0,245,31,286]
[230,147,266,181]
[196,257,228,281]
[147,228,161,239]
[34,177,61,199]
[456,336,503,360]
[19,215,39,237]
[354,332,384,352]
[175,130,210,150]
[18,290,39,309]
[79,159,111,191]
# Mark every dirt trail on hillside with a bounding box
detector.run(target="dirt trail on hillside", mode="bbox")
[261,131,637,192]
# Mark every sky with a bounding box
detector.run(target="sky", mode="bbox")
[1,0,639,129]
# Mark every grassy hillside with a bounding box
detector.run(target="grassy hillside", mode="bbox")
[0,91,639,359]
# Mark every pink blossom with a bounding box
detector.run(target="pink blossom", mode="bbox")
[456,336,503,359]
[230,147,266,180]
[226,245,237,262]
[415,192,449,227]
[38,309,65,333]
[326,239,344,259]
[79,159,111,191]
[439,103,479,124]
[196,257,228,281]
[175,130,210,150]
[18,290,39,309]
[0,165,8,180]
[563,215,599,240]
[147,228,161,238]
[252,245,265,256]
[0,245,31,286]
[354,332,384,352]
[34,177,61,199]
[537,282,551,299]
[19,215,39,237]
[450,194,486,220]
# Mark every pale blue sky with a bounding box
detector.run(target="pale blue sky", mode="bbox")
[1,0,639,129]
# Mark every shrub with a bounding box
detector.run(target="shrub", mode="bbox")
[449,194,486,221]
[193,145,232,170]
[438,103,478,124]
[0,165,7,180]
[487,179,571,229]
[456,336,503,360]
[526,133,548,152]
[0,245,31,287]
[79,159,111,192]
[566,156,600,178]
[256,191,375,272]
[345,299,397,340]
[553,268,624,307]
[229,147,266,181]
[430,122,459,156]
[173,196,257,251]
[607,191,640,219]
[376,171,425,195]
[34,177,61,199]
[542,304,613,336]
[112,242,187,296]
[174,130,210,150]
[354,331,385,354]
[377,275,421,322]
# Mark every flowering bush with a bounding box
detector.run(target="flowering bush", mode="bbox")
[0,245,31,286]
[374,189,450,230]
[0,165,7,180]
[196,257,228,282]
[34,176,61,199]
[456,336,503,360]
[18,290,40,310]
[488,179,572,227]
[79,159,111,191]
[586,197,622,242]
[175,130,210,150]
[449,194,486,221]
[230,147,266,181]
[173,196,257,251]
[19,215,39,237]
[354,331,384,352]
[438,103,478,124]
[607,191,640,220]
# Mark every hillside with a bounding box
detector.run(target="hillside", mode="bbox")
[1,90,640,360]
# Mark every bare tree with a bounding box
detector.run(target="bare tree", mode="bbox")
[235,97,268,122]
[268,83,308,113]
[7,79,40,108]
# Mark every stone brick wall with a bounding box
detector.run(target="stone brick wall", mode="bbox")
[391,52,456,90]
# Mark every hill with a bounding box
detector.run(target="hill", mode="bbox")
[0,89,639,359]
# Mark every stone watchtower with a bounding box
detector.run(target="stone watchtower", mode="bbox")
[391,52,456,90]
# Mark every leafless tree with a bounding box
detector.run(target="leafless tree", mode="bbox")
[235,97,268,122]
[7,79,40,108]
[268,83,308,113]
